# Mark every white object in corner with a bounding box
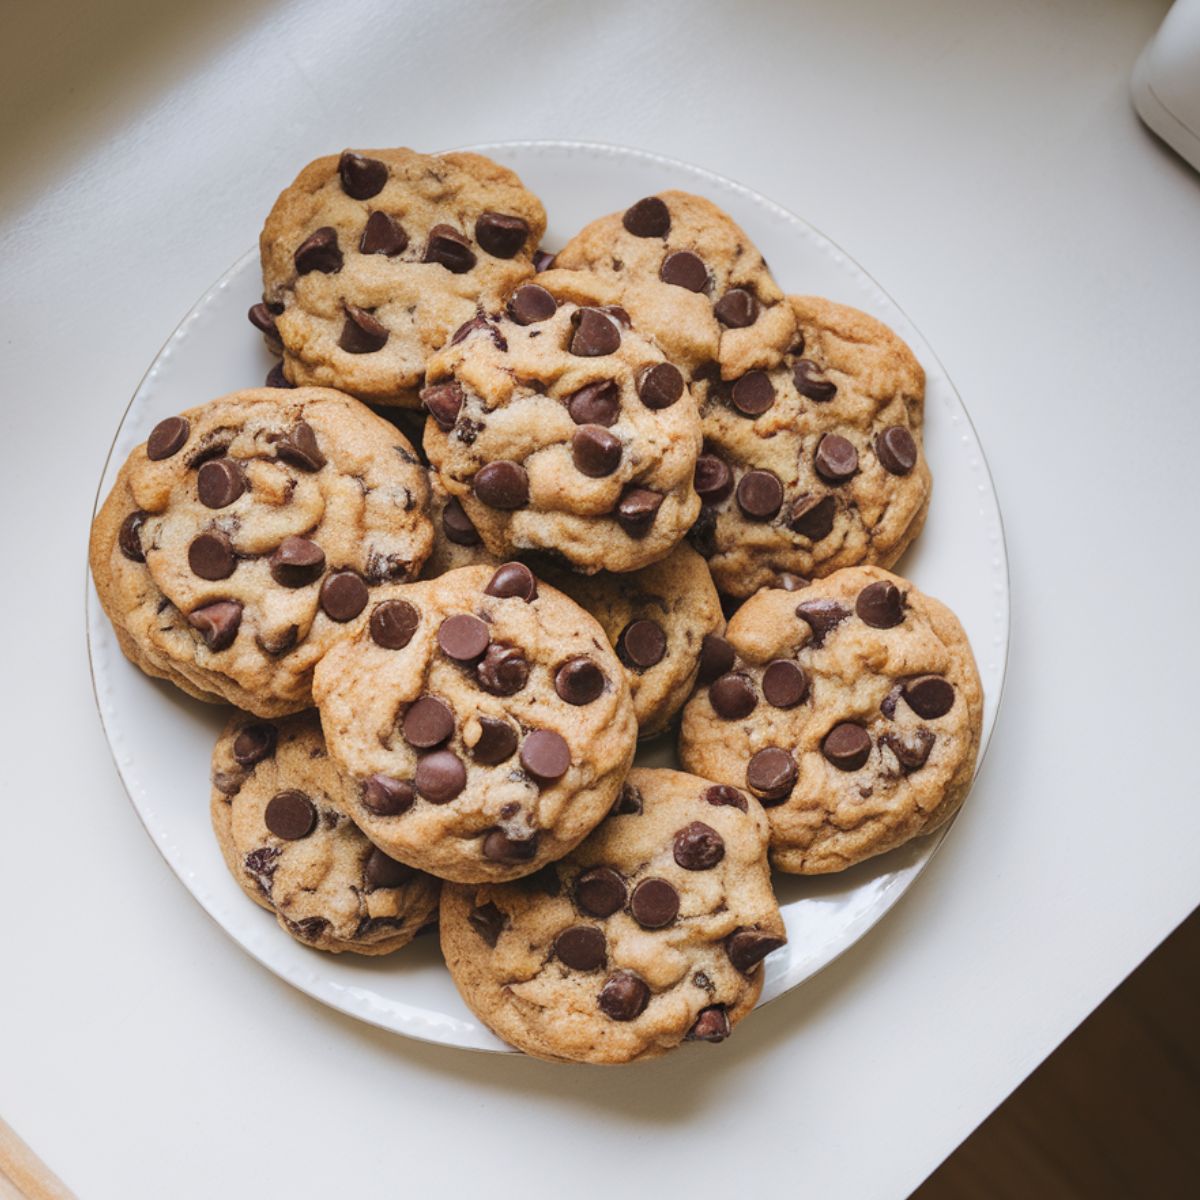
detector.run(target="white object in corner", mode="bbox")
[1133,0,1200,170]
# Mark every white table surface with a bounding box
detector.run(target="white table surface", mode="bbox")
[2,1,1197,1196]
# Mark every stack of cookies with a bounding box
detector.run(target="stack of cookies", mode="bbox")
[89,147,984,1065]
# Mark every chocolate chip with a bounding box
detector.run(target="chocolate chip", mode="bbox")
[469,902,505,946]
[731,371,775,416]
[275,421,326,471]
[361,773,415,816]
[697,634,735,684]
[613,783,643,815]
[233,723,277,767]
[687,1005,731,1043]
[569,308,621,356]
[881,683,904,719]
[572,425,623,477]
[795,598,850,646]
[369,599,419,649]
[575,867,626,917]
[257,626,298,657]
[481,829,538,863]
[762,660,809,708]
[792,359,837,402]
[212,771,242,797]
[358,209,408,256]
[726,928,786,973]
[746,747,797,802]
[339,304,389,354]
[338,151,387,199]
[473,461,529,509]
[437,613,490,662]
[472,717,518,765]
[599,971,650,1021]
[660,250,708,292]
[364,846,414,889]
[533,248,556,272]
[623,196,670,237]
[694,454,733,503]
[789,494,836,540]
[773,573,811,591]
[196,459,245,509]
[714,288,758,328]
[265,790,316,840]
[629,878,680,928]
[265,362,292,389]
[856,580,905,628]
[736,470,783,520]
[876,426,918,476]
[822,723,872,771]
[637,363,684,409]
[554,925,607,971]
[485,562,538,601]
[118,511,148,562]
[403,695,455,748]
[424,224,476,273]
[269,536,325,587]
[674,821,724,870]
[814,434,858,484]
[902,676,956,718]
[319,571,368,622]
[477,643,529,695]
[187,600,242,651]
[554,656,605,705]
[520,729,571,785]
[617,620,666,669]
[248,302,280,339]
[294,226,342,275]
[709,672,757,720]
[475,211,530,258]
[507,283,557,325]
[704,784,748,812]
[147,416,189,461]
[567,379,620,427]
[881,728,936,771]
[450,314,507,350]
[614,486,662,538]
[420,381,464,431]
[414,750,466,803]
[188,531,235,580]
[442,497,481,545]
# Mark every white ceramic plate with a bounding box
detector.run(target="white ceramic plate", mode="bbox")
[87,141,1009,1053]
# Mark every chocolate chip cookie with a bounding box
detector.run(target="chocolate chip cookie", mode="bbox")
[89,387,433,716]
[311,564,638,883]
[689,296,931,598]
[538,543,724,737]
[549,190,796,379]
[258,148,547,405]
[440,767,786,1063]
[420,278,702,572]
[678,566,983,874]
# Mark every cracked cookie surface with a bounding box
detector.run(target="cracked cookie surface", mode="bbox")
[89,387,432,716]
[259,148,546,405]
[440,766,785,1063]
[210,710,439,954]
[679,566,982,874]
[312,564,638,883]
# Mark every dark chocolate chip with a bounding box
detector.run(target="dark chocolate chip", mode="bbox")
[265,362,292,389]
[485,562,538,601]
[477,643,529,695]
[792,359,837,402]
[569,308,621,356]
[294,226,342,275]
[359,210,407,256]
[197,459,245,509]
[361,773,415,816]
[731,371,775,416]
[118,511,148,562]
[265,790,316,840]
[660,250,708,292]
[507,283,557,325]
[623,196,670,237]
[403,695,455,748]
[472,717,518,765]
[248,302,280,339]
[637,363,684,410]
[762,659,809,708]
[903,675,956,718]
[572,425,623,477]
[709,672,757,720]
[437,613,490,662]
[795,598,850,646]
[575,867,626,918]
[694,454,733,504]
[339,304,389,354]
[365,847,414,889]
[567,379,620,427]
[881,728,936,771]
[600,304,632,327]
[147,416,189,461]
[420,380,464,431]
[614,486,662,538]
[257,625,298,657]
[450,314,507,350]
[673,821,725,870]
[554,925,607,971]
[473,461,529,509]
[370,599,420,649]
[275,421,326,471]
[481,829,538,864]
[736,470,783,520]
[714,288,758,328]
[188,531,236,580]
[469,902,505,947]
[881,683,904,719]
[338,151,387,199]
[212,770,243,797]
[746,747,797,802]
[687,1005,731,1043]
[630,878,680,928]
[598,971,650,1021]
[533,248,556,272]
[233,723,277,767]
[442,496,481,545]
[269,536,325,587]
[697,634,735,684]
[617,620,666,669]
[520,729,571,785]
[414,750,466,803]
[822,723,872,771]
[424,224,476,273]
[187,600,242,651]
[704,784,748,812]
[319,571,368,622]
[613,783,643,815]
[814,434,859,484]
[789,494,836,540]
[856,580,905,628]
[475,211,530,259]
[555,656,605,705]
[726,928,786,973]
[876,426,918,476]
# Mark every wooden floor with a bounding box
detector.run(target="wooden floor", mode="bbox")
[914,908,1200,1198]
